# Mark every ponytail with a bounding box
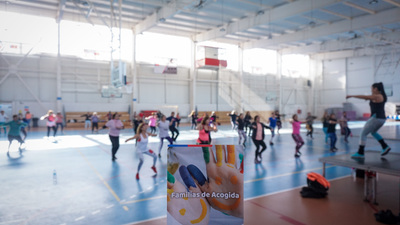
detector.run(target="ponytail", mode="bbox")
[372,82,387,102]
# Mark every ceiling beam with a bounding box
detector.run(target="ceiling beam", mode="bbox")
[193,0,342,42]
[280,32,395,55]
[244,7,400,49]
[319,8,352,20]
[134,0,191,34]
[382,0,400,7]
[343,1,375,14]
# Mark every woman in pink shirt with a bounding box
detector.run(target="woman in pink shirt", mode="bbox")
[290,114,305,158]
[55,112,64,134]
[106,114,124,161]
[196,115,217,144]
[251,115,271,164]
[40,110,57,138]
[146,113,157,134]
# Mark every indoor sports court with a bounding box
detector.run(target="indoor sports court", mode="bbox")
[0,1,399,225]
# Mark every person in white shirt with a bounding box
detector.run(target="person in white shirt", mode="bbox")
[0,110,9,134]
[157,115,174,158]
[125,123,157,180]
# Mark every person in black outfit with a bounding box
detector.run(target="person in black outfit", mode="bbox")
[132,115,143,134]
[244,111,252,136]
[251,115,272,164]
[347,82,391,158]
[166,112,179,141]
[236,113,247,147]
[188,110,198,130]
[327,113,338,152]
[275,111,282,135]
[227,110,238,130]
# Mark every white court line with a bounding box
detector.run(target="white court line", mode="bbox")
[91,210,101,215]
[130,195,136,199]
[0,220,25,225]
[75,216,85,221]
[106,204,114,209]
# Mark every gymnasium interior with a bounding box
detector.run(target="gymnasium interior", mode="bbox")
[0,0,399,224]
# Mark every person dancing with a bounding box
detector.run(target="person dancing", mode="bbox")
[244,111,252,136]
[268,112,277,145]
[339,112,351,143]
[290,114,305,158]
[275,111,282,135]
[4,115,27,155]
[157,115,174,157]
[237,113,247,147]
[167,112,179,141]
[347,82,391,158]
[146,113,157,134]
[40,110,57,138]
[251,115,271,163]
[188,110,198,130]
[196,115,217,144]
[106,114,124,161]
[322,112,330,144]
[125,123,157,180]
[56,112,64,135]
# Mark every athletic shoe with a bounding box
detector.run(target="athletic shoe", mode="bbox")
[294,153,300,158]
[381,146,391,156]
[243,143,246,148]
[151,166,157,174]
[136,173,139,180]
[158,153,161,158]
[254,158,261,164]
[351,152,365,159]
[269,142,273,146]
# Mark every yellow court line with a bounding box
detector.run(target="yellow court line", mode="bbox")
[244,165,335,183]
[121,195,167,204]
[78,150,126,209]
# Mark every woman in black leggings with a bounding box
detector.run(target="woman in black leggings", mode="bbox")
[251,115,271,164]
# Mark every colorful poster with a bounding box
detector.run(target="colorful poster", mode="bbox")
[167,145,244,225]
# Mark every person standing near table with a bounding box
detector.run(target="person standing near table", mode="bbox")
[347,82,391,158]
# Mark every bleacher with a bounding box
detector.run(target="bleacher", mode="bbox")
[196,111,275,124]
[65,112,131,129]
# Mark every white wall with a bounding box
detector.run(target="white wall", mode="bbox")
[315,53,400,119]
[1,53,315,125]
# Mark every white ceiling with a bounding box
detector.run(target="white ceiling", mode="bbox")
[1,0,400,55]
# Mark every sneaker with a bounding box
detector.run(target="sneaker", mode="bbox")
[158,153,161,158]
[294,153,300,158]
[351,152,365,159]
[151,166,157,174]
[243,143,246,148]
[136,173,139,180]
[254,158,261,164]
[381,146,391,156]
[269,142,273,146]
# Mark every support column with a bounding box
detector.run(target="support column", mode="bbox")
[131,31,138,115]
[238,44,244,112]
[190,40,197,112]
[277,51,283,114]
[56,21,62,113]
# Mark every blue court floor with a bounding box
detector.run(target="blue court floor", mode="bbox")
[0,121,399,225]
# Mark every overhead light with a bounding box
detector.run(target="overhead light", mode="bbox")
[369,0,378,4]
[257,10,264,15]
[220,27,226,32]
[159,18,166,22]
